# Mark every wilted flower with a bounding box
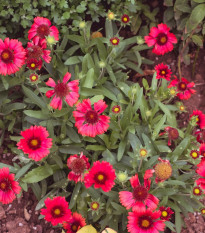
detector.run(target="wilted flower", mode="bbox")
[91,31,103,39]
[154,158,172,183]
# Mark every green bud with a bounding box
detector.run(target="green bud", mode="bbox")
[79,21,86,29]
[136,36,145,45]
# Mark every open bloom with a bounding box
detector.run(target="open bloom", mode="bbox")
[0,167,21,204]
[196,178,205,190]
[112,105,121,114]
[168,76,195,100]
[199,144,205,157]
[193,186,202,196]
[17,125,52,161]
[127,209,165,233]
[121,14,130,23]
[67,152,90,183]
[119,173,159,212]
[195,129,205,143]
[196,159,205,177]
[144,23,177,55]
[0,38,26,76]
[73,99,110,137]
[26,58,41,70]
[46,72,79,110]
[190,110,205,129]
[84,161,116,192]
[41,196,71,226]
[155,63,172,81]
[63,212,86,233]
[110,37,120,45]
[28,17,59,43]
[190,150,200,159]
[159,206,174,221]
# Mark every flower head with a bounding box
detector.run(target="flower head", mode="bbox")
[196,178,205,190]
[117,171,129,183]
[121,14,130,24]
[0,38,26,76]
[119,173,159,212]
[155,63,172,81]
[73,99,110,137]
[28,17,59,43]
[26,58,42,70]
[127,209,165,233]
[84,161,116,192]
[144,23,177,55]
[67,152,90,183]
[41,196,71,226]
[159,206,174,221]
[168,76,195,100]
[190,150,200,159]
[154,158,172,183]
[91,31,103,39]
[112,105,121,114]
[63,212,86,233]
[29,73,39,83]
[200,144,205,157]
[190,110,205,129]
[110,37,120,46]
[193,186,202,196]
[201,208,205,215]
[0,167,21,204]
[17,126,52,161]
[46,72,79,110]
[107,11,115,20]
[79,21,86,29]
[196,159,205,177]
[164,127,179,146]
[195,129,205,144]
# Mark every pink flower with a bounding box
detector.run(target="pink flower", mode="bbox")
[46,72,79,110]
[168,76,196,100]
[0,38,26,76]
[26,37,51,65]
[196,159,205,177]
[145,23,177,55]
[73,99,110,137]
[84,161,116,192]
[0,167,21,204]
[196,178,205,190]
[127,209,165,233]
[28,17,59,43]
[17,126,52,161]
[119,173,159,212]
[67,152,90,183]
[200,143,205,157]
[190,110,205,129]
[195,129,205,144]
[41,196,71,226]
[63,212,86,233]
[159,206,174,221]
[155,63,172,81]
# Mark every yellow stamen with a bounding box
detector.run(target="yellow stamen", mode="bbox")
[2,52,9,59]
[91,202,99,210]
[141,219,150,227]
[194,188,200,194]
[0,182,6,190]
[161,70,166,75]
[160,37,167,43]
[54,208,61,215]
[192,152,198,158]
[30,139,38,146]
[72,225,77,231]
[31,63,35,68]
[162,211,168,217]
[112,39,118,44]
[97,174,104,181]
[140,149,147,157]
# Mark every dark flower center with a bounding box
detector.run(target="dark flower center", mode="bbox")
[85,110,98,124]
[28,138,41,150]
[54,82,69,98]
[27,45,43,60]
[157,33,167,45]
[51,206,64,218]
[132,186,148,202]
[71,223,79,232]
[37,24,50,38]
[161,70,166,75]
[138,216,153,229]
[94,172,106,184]
[70,158,86,174]
[1,49,14,63]
[178,81,187,91]
[0,180,10,191]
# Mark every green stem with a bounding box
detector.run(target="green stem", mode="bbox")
[35,84,47,106]
[138,159,143,172]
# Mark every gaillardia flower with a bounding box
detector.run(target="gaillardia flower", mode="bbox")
[112,105,121,114]
[168,76,195,100]
[155,63,172,81]
[190,150,199,159]
[196,159,205,177]
[119,173,159,211]
[29,73,38,82]
[127,209,165,233]
[200,144,205,157]
[84,161,116,192]
[195,129,205,144]
[121,14,130,23]
[0,38,26,76]
[91,31,103,39]
[165,127,179,146]
[144,23,177,55]
[154,158,172,183]
[26,58,41,70]
[46,72,79,110]
[67,152,90,183]
[159,206,174,221]
[201,208,205,215]
[28,17,59,42]
[73,99,110,137]
[190,110,205,129]
[17,125,52,161]
[0,167,21,204]
[110,37,120,46]
[63,212,86,233]
[193,186,202,196]
[196,178,205,190]
[41,196,71,226]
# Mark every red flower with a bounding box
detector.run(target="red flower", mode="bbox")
[195,129,205,144]
[190,150,199,159]
[196,178,205,190]
[168,76,195,100]
[26,58,42,70]
[193,186,202,196]
[0,167,21,204]
[28,17,59,43]
[29,74,38,82]
[121,14,130,23]
[164,127,179,146]
[46,72,79,110]
[196,159,205,177]
[41,196,71,226]
[0,38,26,76]
[73,99,110,137]
[84,161,116,192]
[127,209,165,233]
[112,105,121,114]
[144,23,177,55]
[110,37,120,45]
[119,173,159,212]
[159,206,174,221]
[155,63,172,81]
[63,212,86,233]
[190,110,205,129]
[26,37,51,64]
[199,144,205,157]
[17,126,52,161]
[67,152,90,183]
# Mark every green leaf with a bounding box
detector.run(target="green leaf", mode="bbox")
[69,182,81,209]
[165,221,176,232]
[133,87,143,111]
[111,202,126,213]
[51,154,64,169]
[172,137,190,161]
[82,68,95,88]
[86,145,106,151]
[15,162,34,179]
[117,139,127,161]
[35,189,57,210]
[24,110,49,119]
[152,115,166,140]
[67,35,84,44]
[128,132,141,151]
[3,103,26,115]
[67,126,81,143]
[0,163,18,173]
[64,56,82,65]
[151,73,157,91]
[192,35,203,47]
[175,211,182,233]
